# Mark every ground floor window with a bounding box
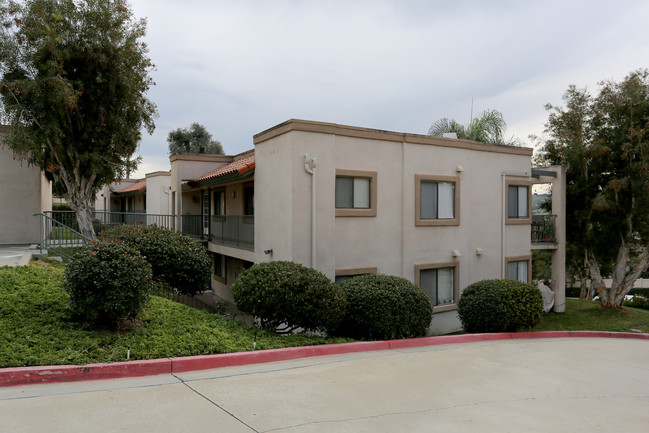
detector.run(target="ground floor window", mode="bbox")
[506,255,531,283]
[213,253,226,282]
[415,261,459,312]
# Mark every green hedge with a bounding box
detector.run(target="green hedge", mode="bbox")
[101,225,211,296]
[64,240,152,326]
[232,261,346,334]
[335,274,432,340]
[458,279,543,333]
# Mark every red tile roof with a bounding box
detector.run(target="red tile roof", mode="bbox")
[195,154,255,182]
[115,180,146,194]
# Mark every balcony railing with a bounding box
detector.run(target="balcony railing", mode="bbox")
[44,210,254,250]
[532,214,556,244]
[210,215,254,250]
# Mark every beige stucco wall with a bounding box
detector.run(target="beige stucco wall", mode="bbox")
[254,120,534,334]
[0,146,51,244]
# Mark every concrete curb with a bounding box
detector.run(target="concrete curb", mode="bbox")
[2,331,648,387]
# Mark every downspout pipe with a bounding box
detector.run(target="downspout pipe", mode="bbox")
[305,154,317,268]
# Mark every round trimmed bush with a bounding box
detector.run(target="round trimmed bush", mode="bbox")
[232,261,346,334]
[64,240,153,325]
[335,274,432,340]
[101,225,211,296]
[457,279,543,333]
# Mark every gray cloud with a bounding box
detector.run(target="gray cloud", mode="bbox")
[129,0,649,176]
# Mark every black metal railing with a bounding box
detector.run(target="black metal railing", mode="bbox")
[532,214,556,243]
[210,215,254,250]
[43,210,254,250]
[35,213,92,260]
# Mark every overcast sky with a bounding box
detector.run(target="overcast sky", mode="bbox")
[127,0,649,178]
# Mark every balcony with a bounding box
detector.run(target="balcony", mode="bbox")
[532,214,556,244]
[180,215,254,250]
[44,211,254,251]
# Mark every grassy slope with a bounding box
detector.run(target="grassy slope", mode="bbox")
[0,262,349,368]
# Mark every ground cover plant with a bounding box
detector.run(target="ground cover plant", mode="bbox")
[0,262,350,368]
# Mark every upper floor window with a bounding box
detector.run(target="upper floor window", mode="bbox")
[415,174,460,226]
[244,184,254,216]
[213,189,224,216]
[506,180,531,224]
[335,169,377,217]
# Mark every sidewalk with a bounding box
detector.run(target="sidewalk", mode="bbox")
[0,245,36,267]
[2,337,648,432]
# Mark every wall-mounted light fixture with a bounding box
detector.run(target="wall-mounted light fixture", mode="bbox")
[452,249,462,257]
[264,249,273,255]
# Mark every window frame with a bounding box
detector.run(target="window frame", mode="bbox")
[334,266,378,283]
[505,254,532,283]
[335,169,377,217]
[414,261,460,313]
[415,174,460,227]
[505,179,532,225]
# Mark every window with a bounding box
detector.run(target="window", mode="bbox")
[506,256,531,283]
[335,169,377,217]
[213,189,225,216]
[415,175,460,226]
[213,253,226,283]
[415,261,459,312]
[334,266,378,283]
[506,180,531,224]
[243,184,254,216]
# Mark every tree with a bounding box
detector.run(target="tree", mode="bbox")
[537,69,649,308]
[0,0,156,240]
[428,109,521,146]
[167,123,224,156]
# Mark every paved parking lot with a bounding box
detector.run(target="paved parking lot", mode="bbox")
[2,337,648,433]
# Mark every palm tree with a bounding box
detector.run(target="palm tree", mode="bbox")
[428,109,521,146]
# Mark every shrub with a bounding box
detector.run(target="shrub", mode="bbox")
[457,279,543,333]
[64,240,152,326]
[335,274,432,340]
[624,295,649,310]
[101,225,211,296]
[231,261,346,334]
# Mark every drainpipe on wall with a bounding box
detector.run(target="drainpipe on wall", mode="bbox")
[304,154,317,268]
[501,171,529,278]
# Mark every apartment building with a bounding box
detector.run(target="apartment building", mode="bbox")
[175,119,564,334]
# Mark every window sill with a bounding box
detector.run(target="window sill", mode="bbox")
[336,208,377,217]
[433,303,458,313]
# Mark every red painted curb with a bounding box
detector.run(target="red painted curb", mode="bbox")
[2,332,649,387]
[0,359,171,388]
[170,341,391,373]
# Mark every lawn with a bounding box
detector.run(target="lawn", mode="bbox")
[0,262,350,368]
[533,298,649,333]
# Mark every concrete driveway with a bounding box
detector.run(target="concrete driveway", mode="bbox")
[1,337,648,432]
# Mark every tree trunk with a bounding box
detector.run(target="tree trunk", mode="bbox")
[588,244,649,309]
[67,191,96,240]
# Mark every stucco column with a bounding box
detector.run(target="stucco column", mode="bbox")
[551,165,566,313]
